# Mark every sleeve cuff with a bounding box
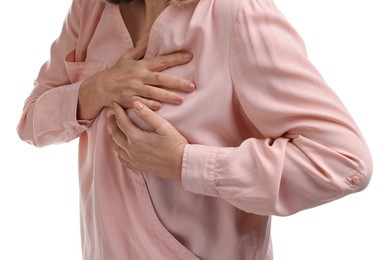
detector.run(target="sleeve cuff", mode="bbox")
[61,81,92,134]
[181,144,220,197]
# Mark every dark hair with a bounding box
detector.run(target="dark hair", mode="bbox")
[105,0,132,4]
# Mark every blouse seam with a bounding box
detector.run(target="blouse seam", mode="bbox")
[209,147,220,196]
[228,0,248,86]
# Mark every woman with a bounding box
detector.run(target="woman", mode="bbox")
[17,0,373,259]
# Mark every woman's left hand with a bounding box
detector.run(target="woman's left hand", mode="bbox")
[108,101,187,180]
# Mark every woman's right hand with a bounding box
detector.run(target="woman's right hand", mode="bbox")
[77,46,195,120]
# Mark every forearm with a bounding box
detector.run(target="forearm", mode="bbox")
[78,72,108,120]
[182,134,372,216]
[192,0,370,215]
[17,82,89,147]
[16,0,114,147]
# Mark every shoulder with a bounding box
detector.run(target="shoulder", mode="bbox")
[75,0,106,12]
[84,0,106,9]
[65,0,106,31]
[197,0,277,24]
[208,0,276,13]
[70,0,106,25]
[209,0,245,16]
[191,0,245,29]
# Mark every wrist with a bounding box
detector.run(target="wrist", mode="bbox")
[78,73,106,120]
[174,142,187,181]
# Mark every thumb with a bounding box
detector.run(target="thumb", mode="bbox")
[111,102,137,135]
[126,42,147,60]
[133,101,172,134]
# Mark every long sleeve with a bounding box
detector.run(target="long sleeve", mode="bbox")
[182,0,372,216]
[16,0,105,147]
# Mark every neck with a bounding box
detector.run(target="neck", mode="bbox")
[120,0,169,47]
[142,0,170,25]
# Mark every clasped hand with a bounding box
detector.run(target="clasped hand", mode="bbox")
[78,45,195,120]
[102,45,193,180]
[108,101,187,180]
[79,45,194,179]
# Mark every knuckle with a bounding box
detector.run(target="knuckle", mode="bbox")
[158,122,173,134]
[158,56,168,66]
[153,72,163,83]
[144,85,154,97]
[135,68,148,81]
[128,96,137,104]
[160,121,172,131]
[129,62,144,75]
[128,80,142,94]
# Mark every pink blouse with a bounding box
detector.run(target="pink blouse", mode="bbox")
[17,0,372,259]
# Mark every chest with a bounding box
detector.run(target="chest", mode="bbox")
[84,3,249,145]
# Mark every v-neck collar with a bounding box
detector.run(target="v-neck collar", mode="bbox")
[108,3,180,58]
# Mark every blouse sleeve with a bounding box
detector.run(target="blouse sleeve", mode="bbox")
[16,0,105,147]
[182,0,372,216]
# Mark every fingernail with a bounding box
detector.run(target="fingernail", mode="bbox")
[152,102,162,110]
[186,82,196,91]
[176,96,185,103]
[184,53,192,60]
[133,101,144,110]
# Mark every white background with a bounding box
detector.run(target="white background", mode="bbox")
[1,0,389,259]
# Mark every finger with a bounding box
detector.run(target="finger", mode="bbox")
[111,137,135,170]
[110,137,130,163]
[126,44,147,60]
[108,114,128,148]
[145,72,196,92]
[128,96,162,110]
[111,102,138,136]
[144,52,192,72]
[136,85,184,105]
[133,101,172,134]
[108,114,120,136]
